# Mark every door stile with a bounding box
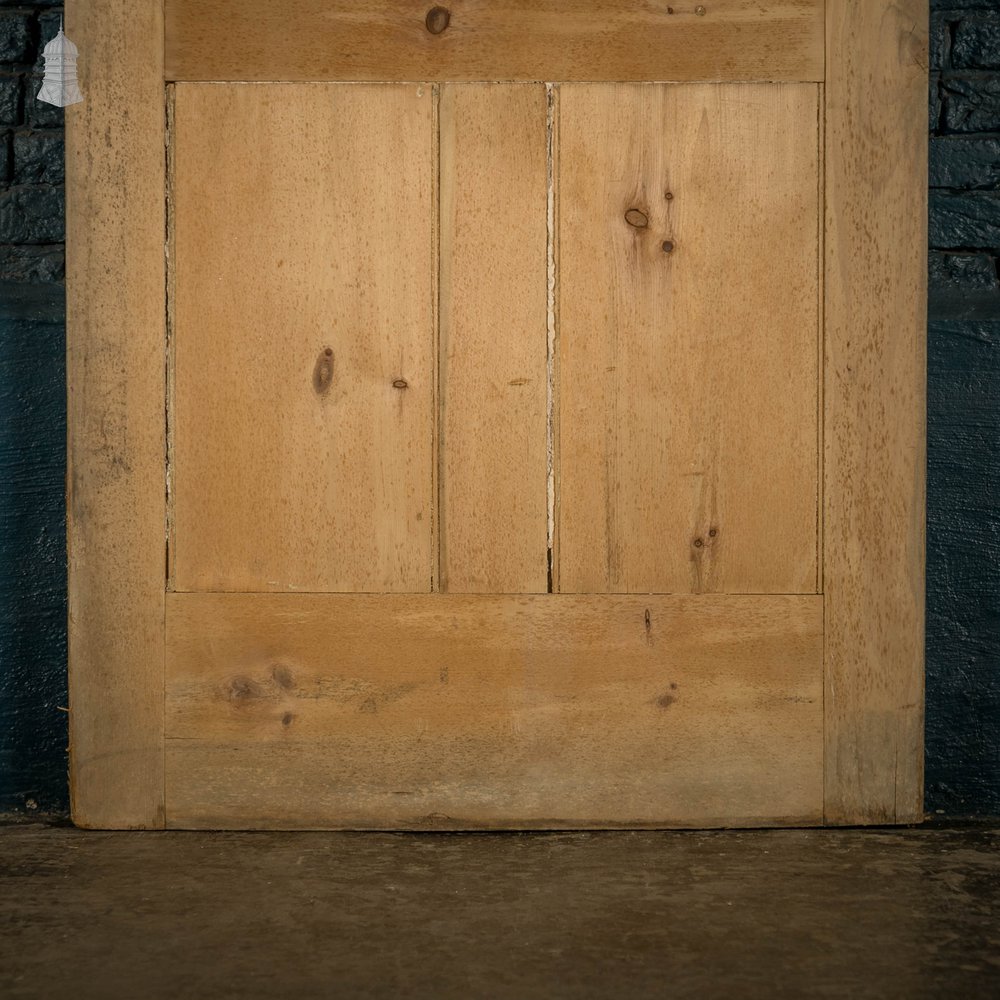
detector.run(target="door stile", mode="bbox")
[823,0,927,824]
[66,0,167,828]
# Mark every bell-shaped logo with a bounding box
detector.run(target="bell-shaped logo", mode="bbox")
[37,22,84,108]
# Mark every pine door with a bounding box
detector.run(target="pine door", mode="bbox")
[67,1,928,829]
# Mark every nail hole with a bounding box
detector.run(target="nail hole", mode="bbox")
[666,6,674,13]
[665,191,674,201]
[696,5,707,14]
[392,378,409,389]
[425,6,450,33]
[693,538,704,548]
[662,240,675,254]
[709,528,718,537]
[324,347,333,357]
[624,208,649,229]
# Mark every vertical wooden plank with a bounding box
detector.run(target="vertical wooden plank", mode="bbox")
[439,84,548,593]
[558,83,820,595]
[824,1,927,824]
[65,0,165,827]
[170,83,434,593]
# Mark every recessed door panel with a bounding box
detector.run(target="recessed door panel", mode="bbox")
[171,83,436,593]
[558,83,820,595]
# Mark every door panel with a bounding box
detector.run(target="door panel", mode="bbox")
[165,79,825,826]
[558,83,820,594]
[438,84,550,593]
[164,592,823,828]
[170,83,435,593]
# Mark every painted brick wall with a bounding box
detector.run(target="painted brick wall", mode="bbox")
[0,1,66,816]
[0,2,63,282]
[0,5,997,817]
[927,0,1000,816]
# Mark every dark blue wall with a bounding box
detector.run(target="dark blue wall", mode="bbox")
[0,3,997,818]
[0,2,66,815]
[926,0,1000,815]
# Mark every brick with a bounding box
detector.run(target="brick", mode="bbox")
[0,12,32,63]
[0,185,63,243]
[930,251,999,292]
[931,14,950,72]
[24,76,62,129]
[34,10,63,73]
[930,75,943,134]
[952,14,1000,69]
[932,1,999,9]
[0,243,63,283]
[37,9,61,38]
[0,75,17,126]
[929,320,1000,373]
[930,190,1000,248]
[930,136,1000,189]
[12,131,62,184]
[942,75,1000,133]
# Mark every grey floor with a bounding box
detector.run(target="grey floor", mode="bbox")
[1,824,998,999]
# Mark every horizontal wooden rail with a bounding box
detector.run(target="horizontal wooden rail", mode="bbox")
[165,0,824,83]
[165,592,823,828]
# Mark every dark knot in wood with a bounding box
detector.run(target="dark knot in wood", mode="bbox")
[624,208,649,229]
[425,6,451,34]
[313,349,334,395]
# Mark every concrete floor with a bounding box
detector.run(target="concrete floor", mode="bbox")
[1,824,998,999]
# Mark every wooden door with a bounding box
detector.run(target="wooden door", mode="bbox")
[67,1,928,830]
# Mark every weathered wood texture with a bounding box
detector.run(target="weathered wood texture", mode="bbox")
[164,593,824,829]
[439,84,549,593]
[65,0,166,828]
[164,0,825,83]
[558,83,820,594]
[824,0,927,824]
[170,83,435,593]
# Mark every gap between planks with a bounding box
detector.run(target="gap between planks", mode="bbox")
[164,84,176,593]
[431,82,441,593]
[546,82,559,594]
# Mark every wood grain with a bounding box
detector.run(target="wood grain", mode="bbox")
[164,0,824,84]
[170,83,435,593]
[439,84,549,593]
[65,0,165,828]
[164,592,823,829]
[824,1,927,824]
[558,83,820,594]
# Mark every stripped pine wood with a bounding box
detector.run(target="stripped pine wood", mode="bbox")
[164,593,823,829]
[558,83,820,595]
[65,0,166,828]
[824,0,927,824]
[170,83,435,593]
[164,0,824,84]
[439,84,548,593]
[67,1,929,831]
